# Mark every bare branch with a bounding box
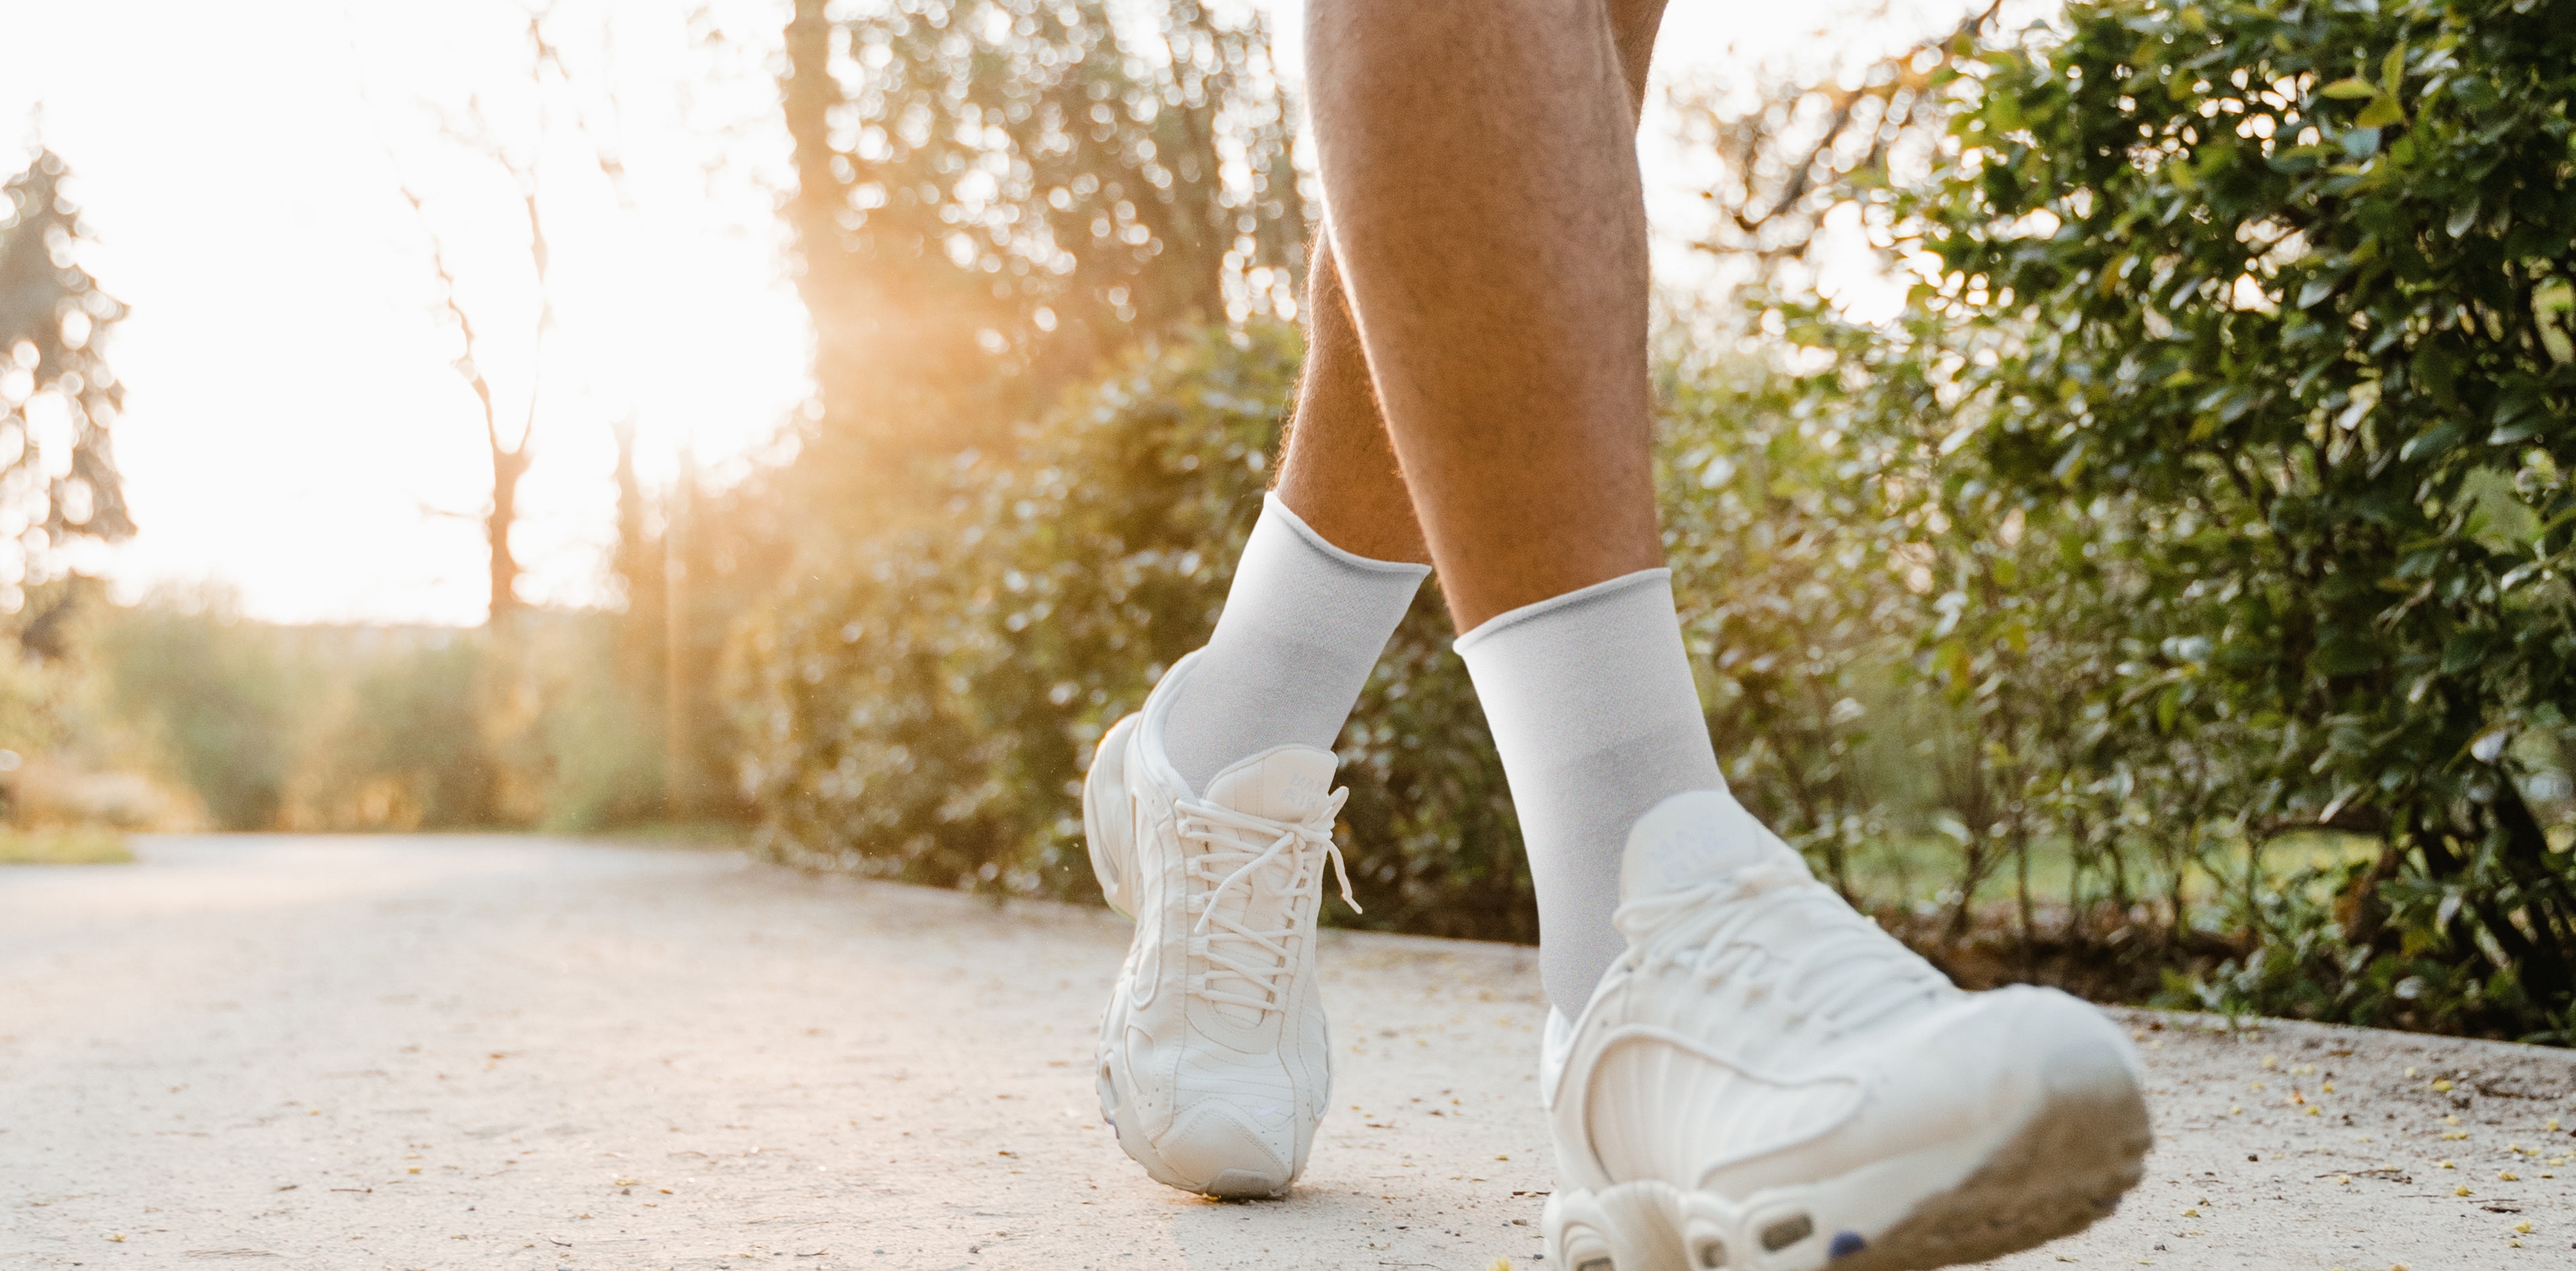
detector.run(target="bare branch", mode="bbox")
[1685,0,2006,276]
[513,183,550,458]
[527,0,636,209]
[392,180,505,460]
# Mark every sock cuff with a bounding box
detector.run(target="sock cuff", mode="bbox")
[1451,567,1674,654]
[1263,491,1433,579]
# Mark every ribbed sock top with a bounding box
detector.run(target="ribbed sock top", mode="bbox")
[1161,493,1430,794]
[1456,568,1724,1018]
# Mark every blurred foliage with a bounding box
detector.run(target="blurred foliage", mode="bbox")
[88,594,299,829]
[0,136,771,838]
[0,824,130,865]
[83,600,669,834]
[732,324,1535,938]
[0,149,134,591]
[779,0,1305,512]
[1667,1,1992,278]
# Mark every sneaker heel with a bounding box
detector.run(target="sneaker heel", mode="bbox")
[1544,1190,1617,1271]
[1549,1182,1687,1271]
[1081,714,1140,916]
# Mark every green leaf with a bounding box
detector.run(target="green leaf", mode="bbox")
[2399,419,2465,462]
[2354,95,2405,130]
[2382,42,2408,95]
[2463,468,2541,552]
[2342,126,2383,157]
[2321,78,2380,99]
[2414,345,2458,407]
[2313,634,2382,677]
[2440,632,2491,675]
[1932,637,1973,700]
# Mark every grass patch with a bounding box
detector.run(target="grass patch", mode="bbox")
[0,824,134,864]
[1827,827,2383,917]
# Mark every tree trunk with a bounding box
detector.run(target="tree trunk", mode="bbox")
[488,442,529,621]
[2485,784,2573,1013]
[662,454,700,818]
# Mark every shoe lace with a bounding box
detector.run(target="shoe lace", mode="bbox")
[1617,856,1948,1039]
[1175,788,1359,1018]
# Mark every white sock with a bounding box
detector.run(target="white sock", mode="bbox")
[1455,568,1723,1018]
[1163,493,1431,793]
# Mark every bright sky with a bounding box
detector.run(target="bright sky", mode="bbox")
[0,0,1973,626]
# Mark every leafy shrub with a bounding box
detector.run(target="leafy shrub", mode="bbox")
[89,596,298,829]
[731,0,2576,1044]
[0,824,131,865]
[296,634,495,828]
[529,624,668,832]
[87,602,665,833]
[1842,0,2576,1038]
[732,324,1535,936]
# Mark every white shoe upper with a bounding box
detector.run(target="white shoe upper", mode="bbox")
[1092,651,1357,1196]
[1549,789,2145,1206]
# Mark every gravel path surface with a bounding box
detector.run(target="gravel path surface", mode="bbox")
[3,835,2573,1270]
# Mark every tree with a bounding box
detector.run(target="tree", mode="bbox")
[380,4,630,624]
[0,147,136,598]
[1666,1,1998,292]
[778,0,1306,513]
[396,161,552,625]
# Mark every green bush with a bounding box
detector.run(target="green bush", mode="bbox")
[1827,0,2576,1038]
[87,603,665,833]
[733,324,1535,937]
[0,824,132,864]
[89,596,298,829]
[530,623,667,833]
[730,0,2576,1044]
[730,313,2210,955]
[303,634,495,828]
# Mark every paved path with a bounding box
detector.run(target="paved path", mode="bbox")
[2,836,2572,1270]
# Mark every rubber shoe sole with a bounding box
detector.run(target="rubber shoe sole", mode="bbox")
[1542,1067,2150,1270]
[1095,1022,1293,1200]
[1085,710,1297,1200]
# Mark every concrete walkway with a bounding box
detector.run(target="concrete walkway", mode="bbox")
[2,835,2571,1270]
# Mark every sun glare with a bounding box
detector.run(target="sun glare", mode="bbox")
[1,0,1973,625]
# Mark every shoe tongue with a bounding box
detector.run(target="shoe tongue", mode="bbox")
[1620,788,1791,904]
[1202,745,1339,823]
[1195,745,1338,1030]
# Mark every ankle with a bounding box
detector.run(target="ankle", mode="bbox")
[1161,495,1427,791]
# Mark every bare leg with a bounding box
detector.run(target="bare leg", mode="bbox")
[1273,243,1430,564]
[1297,0,1666,630]
[1300,0,1713,1024]
[1272,0,1669,591]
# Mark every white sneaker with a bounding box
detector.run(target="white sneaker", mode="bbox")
[1543,790,2150,1271]
[1084,651,1358,1198]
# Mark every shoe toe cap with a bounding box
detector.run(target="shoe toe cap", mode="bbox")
[1154,1100,1295,1197]
[1991,986,2145,1099]
[1875,987,2143,1128]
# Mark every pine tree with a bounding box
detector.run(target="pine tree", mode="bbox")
[0,147,136,591]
